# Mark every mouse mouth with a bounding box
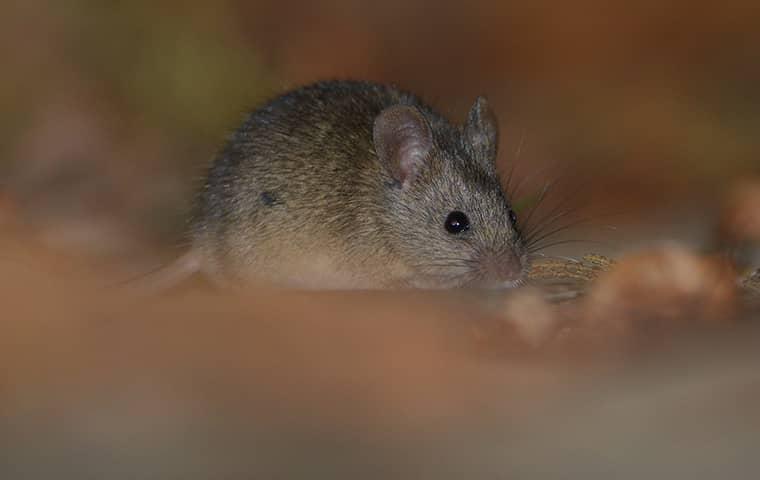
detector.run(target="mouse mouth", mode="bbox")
[471,251,529,289]
[481,277,527,290]
[463,273,527,290]
[406,251,530,290]
[408,265,528,290]
[406,275,528,290]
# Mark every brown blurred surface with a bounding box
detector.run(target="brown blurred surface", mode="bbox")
[1,0,759,260]
[0,238,759,478]
[2,2,760,478]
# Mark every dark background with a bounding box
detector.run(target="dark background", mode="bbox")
[2,0,759,264]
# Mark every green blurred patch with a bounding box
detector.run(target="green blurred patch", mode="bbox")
[60,0,273,144]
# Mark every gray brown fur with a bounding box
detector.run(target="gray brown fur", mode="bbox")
[190,80,527,289]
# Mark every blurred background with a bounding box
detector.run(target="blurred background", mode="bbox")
[2,2,760,478]
[2,0,759,265]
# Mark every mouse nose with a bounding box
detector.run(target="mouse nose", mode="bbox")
[478,252,525,287]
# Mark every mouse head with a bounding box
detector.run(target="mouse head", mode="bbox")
[373,97,529,289]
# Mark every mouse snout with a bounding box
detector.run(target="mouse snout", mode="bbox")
[476,251,525,288]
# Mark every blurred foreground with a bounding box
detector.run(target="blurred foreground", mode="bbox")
[1,219,759,479]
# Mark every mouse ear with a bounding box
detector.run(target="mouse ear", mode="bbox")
[465,96,499,161]
[373,105,433,188]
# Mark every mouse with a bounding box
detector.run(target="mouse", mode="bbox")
[147,80,529,291]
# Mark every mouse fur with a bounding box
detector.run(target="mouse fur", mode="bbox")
[187,80,528,289]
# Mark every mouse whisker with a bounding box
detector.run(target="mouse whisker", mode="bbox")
[410,264,471,270]
[518,163,607,239]
[509,159,558,200]
[528,238,606,253]
[526,252,581,262]
[416,271,478,288]
[421,257,481,266]
[410,263,476,273]
[503,130,528,196]
[504,162,519,198]
[521,199,587,241]
[521,203,581,239]
[523,215,597,248]
[525,222,596,252]
[517,179,555,227]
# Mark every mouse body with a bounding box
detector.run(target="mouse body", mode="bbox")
[186,80,527,289]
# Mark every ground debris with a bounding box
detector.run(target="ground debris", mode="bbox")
[526,253,615,302]
[503,246,760,351]
[741,268,760,293]
[740,268,760,312]
[528,253,615,283]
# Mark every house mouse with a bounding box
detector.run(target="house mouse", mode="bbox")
[151,80,528,290]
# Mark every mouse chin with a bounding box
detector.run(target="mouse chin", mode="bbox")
[470,277,526,290]
[404,256,530,290]
[406,273,526,290]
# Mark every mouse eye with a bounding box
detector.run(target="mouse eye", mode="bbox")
[508,209,517,226]
[445,211,470,234]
